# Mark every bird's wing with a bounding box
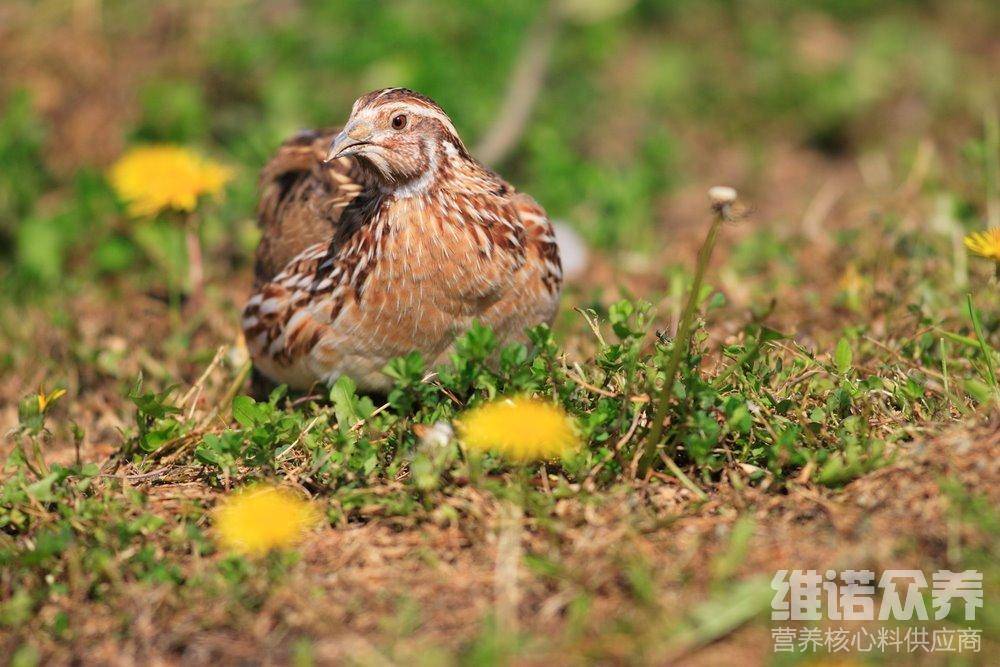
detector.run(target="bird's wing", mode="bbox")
[449,161,562,295]
[243,187,385,376]
[253,128,370,286]
[511,192,562,296]
[243,241,342,372]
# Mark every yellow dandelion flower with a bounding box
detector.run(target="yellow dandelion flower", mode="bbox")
[964,228,1000,261]
[109,145,232,217]
[36,387,66,413]
[456,396,580,462]
[837,263,865,293]
[213,485,318,556]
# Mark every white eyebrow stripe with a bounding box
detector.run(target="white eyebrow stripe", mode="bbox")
[375,87,403,101]
[393,104,460,138]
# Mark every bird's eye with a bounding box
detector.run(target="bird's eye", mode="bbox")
[391,114,408,130]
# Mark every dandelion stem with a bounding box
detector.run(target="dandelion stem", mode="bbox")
[185,214,204,312]
[468,451,483,486]
[939,337,950,399]
[495,496,523,637]
[639,188,736,476]
[985,106,999,230]
[966,294,998,396]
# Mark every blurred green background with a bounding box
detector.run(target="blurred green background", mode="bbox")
[0,0,997,296]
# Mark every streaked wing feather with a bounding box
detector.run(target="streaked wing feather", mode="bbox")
[253,128,370,285]
[512,192,562,293]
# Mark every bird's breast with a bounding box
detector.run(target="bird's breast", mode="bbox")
[374,196,522,308]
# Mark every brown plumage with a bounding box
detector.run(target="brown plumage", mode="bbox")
[243,88,562,392]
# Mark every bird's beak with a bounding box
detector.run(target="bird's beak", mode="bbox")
[326,122,373,162]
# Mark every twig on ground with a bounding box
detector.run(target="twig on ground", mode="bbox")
[565,368,649,402]
[205,360,253,428]
[100,467,173,482]
[659,452,708,500]
[181,345,227,416]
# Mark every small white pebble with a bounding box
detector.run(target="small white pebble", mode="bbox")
[419,420,455,451]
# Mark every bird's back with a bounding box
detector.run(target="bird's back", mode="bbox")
[253,128,370,286]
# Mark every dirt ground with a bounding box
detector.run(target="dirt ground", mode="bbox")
[22,417,994,664]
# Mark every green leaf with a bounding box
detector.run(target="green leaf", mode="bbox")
[0,590,34,628]
[834,337,853,375]
[707,291,726,309]
[665,577,773,654]
[964,378,993,404]
[231,395,259,428]
[331,375,373,431]
[132,219,187,284]
[966,294,998,391]
[16,215,63,282]
[25,472,60,503]
[725,403,751,434]
[92,235,137,274]
[758,326,787,343]
[140,418,181,452]
[194,444,223,466]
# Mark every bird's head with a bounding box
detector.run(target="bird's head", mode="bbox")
[327,88,469,191]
